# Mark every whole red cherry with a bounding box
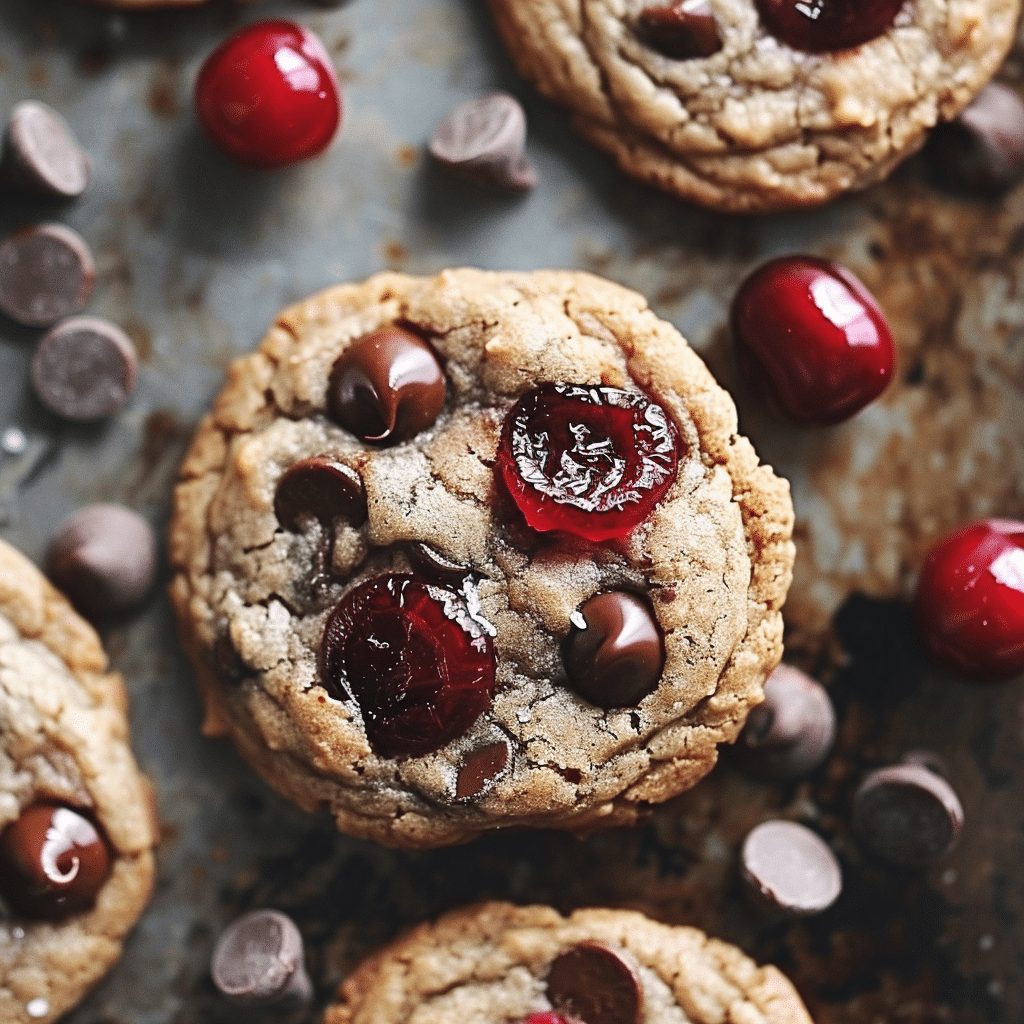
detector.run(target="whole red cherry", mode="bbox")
[195,20,341,170]
[914,519,1024,681]
[756,0,905,52]
[731,255,895,426]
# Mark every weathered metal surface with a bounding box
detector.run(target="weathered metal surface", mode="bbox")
[1,0,1023,1022]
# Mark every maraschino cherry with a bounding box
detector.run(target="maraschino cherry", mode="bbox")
[195,20,341,170]
[731,254,895,426]
[756,0,904,53]
[914,518,1024,681]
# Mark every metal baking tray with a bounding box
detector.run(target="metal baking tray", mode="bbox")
[2,0,1023,1021]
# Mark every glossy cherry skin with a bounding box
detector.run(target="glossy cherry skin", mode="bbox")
[731,255,895,426]
[195,20,341,170]
[756,0,904,53]
[914,519,1024,681]
[521,1015,574,1024]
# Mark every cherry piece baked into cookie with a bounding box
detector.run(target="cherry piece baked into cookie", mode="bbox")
[324,901,814,1024]
[169,268,794,848]
[0,539,158,1024]
[484,0,1021,212]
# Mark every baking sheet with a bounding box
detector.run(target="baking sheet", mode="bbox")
[2,0,1024,1021]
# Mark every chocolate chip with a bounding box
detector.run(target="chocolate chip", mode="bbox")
[563,592,664,709]
[0,224,95,327]
[274,456,367,533]
[929,83,1024,194]
[211,909,313,1005]
[408,541,473,584]
[0,804,111,919]
[212,626,257,685]
[735,664,836,781]
[635,0,723,59]
[47,503,157,620]
[740,820,842,917]
[327,326,446,444]
[31,316,138,422]
[429,93,537,191]
[1,101,92,199]
[546,942,643,1024]
[852,762,964,867]
[455,740,510,799]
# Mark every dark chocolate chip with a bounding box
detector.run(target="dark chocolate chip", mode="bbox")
[852,762,964,867]
[1,101,92,199]
[31,316,138,422]
[0,224,95,327]
[736,664,836,781]
[327,326,446,444]
[635,0,723,59]
[455,740,510,800]
[928,83,1024,194]
[408,541,474,584]
[47,503,157,620]
[274,456,367,533]
[211,909,313,1005]
[212,626,257,685]
[563,592,664,709]
[740,820,842,918]
[429,93,537,191]
[0,803,111,919]
[546,941,643,1024]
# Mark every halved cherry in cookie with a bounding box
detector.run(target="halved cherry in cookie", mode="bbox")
[497,383,680,542]
[327,326,446,444]
[913,518,1024,681]
[0,803,112,919]
[320,574,497,757]
[755,0,904,52]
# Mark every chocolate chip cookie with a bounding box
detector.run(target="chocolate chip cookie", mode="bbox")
[169,268,794,849]
[484,0,1021,212]
[0,538,157,1024]
[324,901,814,1024]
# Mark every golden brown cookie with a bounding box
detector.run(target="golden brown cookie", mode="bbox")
[169,268,794,848]
[0,538,158,1024]
[484,0,1021,212]
[325,901,814,1024]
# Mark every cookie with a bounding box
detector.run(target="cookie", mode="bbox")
[483,0,1021,212]
[0,538,157,1024]
[168,268,794,849]
[324,901,814,1024]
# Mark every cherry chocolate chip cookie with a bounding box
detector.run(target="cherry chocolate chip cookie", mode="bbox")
[324,901,814,1024]
[484,0,1021,212]
[0,538,157,1024]
[169,269,794,849]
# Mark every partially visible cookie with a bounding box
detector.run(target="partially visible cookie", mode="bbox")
[484,0,1021,212]
[169,268,794,849]
[0,538,157,1024]
[325,901,814,1024]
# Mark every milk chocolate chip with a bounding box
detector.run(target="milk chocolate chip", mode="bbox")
[635,0,723,58]
[0,804,111,919]
[546,941,642,1024]
[327,326,446,444]
[563,592,664,708]
[1,101,92,199]
[0,224,95,327]
[31,316,138,422]
[455,741,510,800]
[274,456,367,532]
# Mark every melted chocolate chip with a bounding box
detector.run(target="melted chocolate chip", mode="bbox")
[852,763,964,866]
[0,804,111,919]
[1,100,92,199]
[455,741,510,800]
[213,626,258,685]
[563,592,664,709]
[274,456,367,532]
[635,1,723,59]
[546,942,642,1024]
[327,326,446,444]
[736,664,836,781]
[408,541,474,584]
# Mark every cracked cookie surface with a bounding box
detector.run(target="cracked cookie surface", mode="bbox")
[485,0,1021,212]
[324,901,814,1024]
[0,539,157,1024]
[169,268,793,849]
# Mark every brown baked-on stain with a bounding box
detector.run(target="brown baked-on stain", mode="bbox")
[124,316,152,362]
[383,241,408,266]
[148,62,182,119]
[28,61,45,87]
[397,145,419,167]
[78,44,112,78]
